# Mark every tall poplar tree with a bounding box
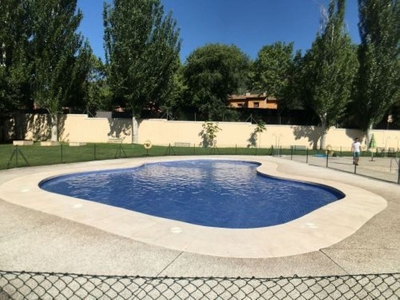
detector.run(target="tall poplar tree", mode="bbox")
[353,0,400,137]
[84,54,111,114]
[103,0,181,117]
[31,0,92,141]
[0,0,32,113]
[300,0,357,149]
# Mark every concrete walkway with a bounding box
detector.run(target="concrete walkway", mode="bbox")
[0,156,399,278]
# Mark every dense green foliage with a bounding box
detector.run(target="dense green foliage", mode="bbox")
[352,0,400,132]
[249,42,301,121]
[1,0,400,144]
[103,0,181,116]
[0,0,92,141]
[162,64,188,119]
[84,55,111,114]
[0,0,32,112]
[31,0,92,140]
[299,0,358,148]
[31,0,91,112]
[183,44,250,120]
[250,42,295,99]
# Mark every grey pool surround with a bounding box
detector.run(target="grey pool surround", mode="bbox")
[0,156,387,258]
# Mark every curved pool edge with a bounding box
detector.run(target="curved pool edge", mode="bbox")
[0,156,388,258]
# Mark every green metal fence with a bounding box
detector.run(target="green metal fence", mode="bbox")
[2,143,400,184]
[0,271,399,299]
[284,146,400,184]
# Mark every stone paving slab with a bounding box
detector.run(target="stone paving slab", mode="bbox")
[0,156,399,278]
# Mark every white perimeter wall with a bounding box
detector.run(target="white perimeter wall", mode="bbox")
[19,114,400,151]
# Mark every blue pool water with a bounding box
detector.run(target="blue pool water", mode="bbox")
[40,160,344,228]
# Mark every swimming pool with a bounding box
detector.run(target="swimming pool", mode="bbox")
[40,160,344,228]
[1,156,387,257]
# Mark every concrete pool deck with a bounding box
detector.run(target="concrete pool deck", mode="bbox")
[0,156,399,277]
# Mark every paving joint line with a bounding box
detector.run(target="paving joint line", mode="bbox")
[156,251,185,277]
[319,249,350,275]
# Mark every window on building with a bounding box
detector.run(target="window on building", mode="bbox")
[254,102,259,108]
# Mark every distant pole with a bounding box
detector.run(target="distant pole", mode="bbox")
[290,146,293,160]
[326,152,329,167]
[306,148,309,163]
[397,162,400,184]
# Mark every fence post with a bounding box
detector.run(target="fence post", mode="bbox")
[16,146,19,167]
[60,144,64,163]
[326,152,329,167]
[290,146,293,160]
[306,148,309,163]
[7,146,29,168]
[397,163,400,184]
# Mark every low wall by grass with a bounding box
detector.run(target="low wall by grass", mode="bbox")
[5,113,400,150]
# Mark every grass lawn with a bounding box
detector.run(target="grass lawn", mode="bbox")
[0,142,350,171]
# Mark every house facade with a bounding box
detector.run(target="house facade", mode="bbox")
[228,93,278,109]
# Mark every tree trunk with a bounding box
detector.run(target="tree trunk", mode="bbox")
[365,124,374,147]
[132,117,138,143]
[50,114,58,142]
[320,115,327,150]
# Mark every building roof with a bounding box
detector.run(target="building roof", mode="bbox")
[228,93,276,101]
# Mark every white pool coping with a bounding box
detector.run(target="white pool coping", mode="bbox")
[0,156,387,258]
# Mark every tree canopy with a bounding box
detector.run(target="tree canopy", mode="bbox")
[183,43,250,120]
[30,0,92,140]
[250,42,295,100]
[0,0,92,141]
[352,0,400,133]
[103,0,181,116]
[299,0,358,148]
[0,0,32,112]
[3,0,400,144]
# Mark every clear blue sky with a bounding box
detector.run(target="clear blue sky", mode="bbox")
[77,0,360,62]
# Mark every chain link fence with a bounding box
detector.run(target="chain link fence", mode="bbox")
[0,271,399,299]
